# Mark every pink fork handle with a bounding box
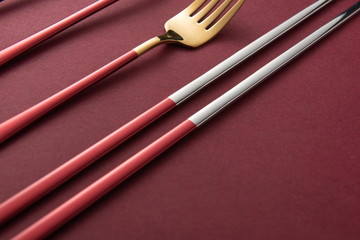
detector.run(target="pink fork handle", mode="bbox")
[0,0,118,65]
[0,98,176,224]
[13,120,196,240]
[0,50,138,143]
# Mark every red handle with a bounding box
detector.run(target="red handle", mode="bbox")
[0,0,118,65]
[0,98,176,224]
[13,120,196,240]
[0,50,138,143]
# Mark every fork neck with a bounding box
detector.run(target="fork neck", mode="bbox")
[134,30,183,55]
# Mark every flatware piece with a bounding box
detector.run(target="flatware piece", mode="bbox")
[0,0,333,224]
[0,0,245,143]
[0,0,118,65]
[12,2,360,239]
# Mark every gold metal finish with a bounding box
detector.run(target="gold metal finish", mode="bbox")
[133,37,162,55]
[133,0,246,55]
[134,31,184,55]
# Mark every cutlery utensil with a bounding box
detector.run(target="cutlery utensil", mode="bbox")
[0,0,333,224]
[0,0,245,143]
[0,0,119,65]
[12,2,360,240]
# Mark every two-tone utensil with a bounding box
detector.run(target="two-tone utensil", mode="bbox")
[0,0,245,143]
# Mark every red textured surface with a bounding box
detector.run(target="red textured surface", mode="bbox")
[0,98,175,225]
[13,120,196,240]
[0,0,118,65]
[0,0,359,239]
[0,50,138,142]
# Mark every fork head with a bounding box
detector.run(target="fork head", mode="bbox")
[163,0,245,47]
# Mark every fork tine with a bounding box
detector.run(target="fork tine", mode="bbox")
[193,0,220,21]
[184,0,208,15]
[200,0,232,27]
[208,0,245,31]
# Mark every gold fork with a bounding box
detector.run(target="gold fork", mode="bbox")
[0,0,246,143]
[135,0,246,53]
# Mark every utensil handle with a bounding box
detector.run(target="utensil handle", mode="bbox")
[12,120,196,240]
[0,0,118,65]
[0,50,138,143]
[0,98,176,224]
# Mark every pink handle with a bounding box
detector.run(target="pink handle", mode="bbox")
[0,98,176,224]
[0,0,118,65]
[0,50,138,143]
[13,120,196,240]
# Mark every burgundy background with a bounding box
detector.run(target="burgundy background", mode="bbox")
[1,0,359,239]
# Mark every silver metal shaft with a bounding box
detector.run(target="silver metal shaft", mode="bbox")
[189,2,360,126]
[169,0,335,104]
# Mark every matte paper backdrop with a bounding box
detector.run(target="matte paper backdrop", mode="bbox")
[1,0,359,239]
